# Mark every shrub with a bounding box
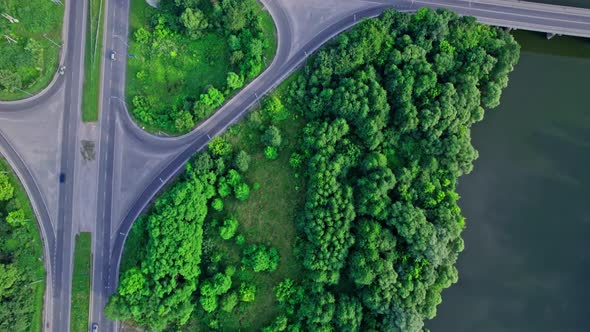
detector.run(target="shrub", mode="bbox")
[242,244,280,272]
[200,296,218,313]
[221,292,239,312]
[235,182,250,201]
[234,150,251,172]
[235,234,246,246]
[217,179,232,198]
[289,152,303,169]
[262,126,282,147]
[227,72,244,90]
[264,146,278,160]
[239,283,256,302]
[212,198,224,211]
[209,137,232,157]
[220,217,239,240]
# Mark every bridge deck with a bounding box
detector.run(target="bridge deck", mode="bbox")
[386,0,590,38]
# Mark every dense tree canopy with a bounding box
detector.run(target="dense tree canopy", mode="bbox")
[111,7,519,331]
[0,163,45,331]
[279,8,519,331]
[105,158,217,330]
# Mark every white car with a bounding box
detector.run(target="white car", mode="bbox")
[110,50,116,61]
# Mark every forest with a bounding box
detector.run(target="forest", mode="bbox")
[0,160,45,332]
[127,0,276,134]
[108,8,520,331]
[0,0,63,100]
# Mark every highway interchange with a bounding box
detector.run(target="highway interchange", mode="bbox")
[1,0,590,331]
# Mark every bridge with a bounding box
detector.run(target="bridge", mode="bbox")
[387,0,590,39]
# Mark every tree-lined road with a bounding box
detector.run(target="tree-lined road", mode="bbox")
[2,0,590,331]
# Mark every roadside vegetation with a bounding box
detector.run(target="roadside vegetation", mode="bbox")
[108,8,520,331]
[126,0,277,135]
[0,159,45,332]
[81,0,105,122]
[0,0,64,100]
[70,233,92,332]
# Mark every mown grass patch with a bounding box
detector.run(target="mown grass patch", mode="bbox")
[81,0,105,122]
[70,233,92,332]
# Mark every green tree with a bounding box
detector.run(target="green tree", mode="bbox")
[264,146,278,160]
[200,296,218,313]
[242,244,280,272]
[239,283,256,302]
[227,72,244,90]
[175,111,195,132]
[211,198,224,211]
[0,173,14,201]
[180,8,208,39]
[221,292,239,312]
[220,217,239,240]
[262,126,282,147]
[234,182,250,201]
[6,209,26,227]
[234,150,251,172]
[209,136,232,157]
[200,87,225,108]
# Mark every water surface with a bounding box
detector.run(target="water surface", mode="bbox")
[429,32,590,331]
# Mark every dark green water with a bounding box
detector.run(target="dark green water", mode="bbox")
[429,32,590,331]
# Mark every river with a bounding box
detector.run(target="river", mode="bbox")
[428,30,590,331]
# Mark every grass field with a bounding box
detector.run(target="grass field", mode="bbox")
[120,76,304,331]
[81,0,105,122]
[0,158,46,332]
[185,76,304,331]
[70,233,92,332]
[0,0,64,100]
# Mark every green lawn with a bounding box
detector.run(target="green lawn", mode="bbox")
[81,0,105,122]
[0,0,64,100]
[186,75,304,331]
[125,0,278,135]
[70,233,92,332]
[260,7,278,66]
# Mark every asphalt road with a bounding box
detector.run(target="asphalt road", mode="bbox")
[94,0,590,331]
[51,0,88,330]
[1,0,590,331]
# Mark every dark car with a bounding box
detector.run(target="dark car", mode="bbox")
[91,322,98,332]
[59,173,65,183]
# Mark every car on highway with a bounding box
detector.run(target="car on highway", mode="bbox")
[59,173,65,183]
[110,50,116,61]
[59,65,66,75]
[91,322,98,332]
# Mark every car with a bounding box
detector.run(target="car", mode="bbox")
[110,50,116,61]
[91,322,98,332]
[58,65,66,75]
[59,173,65,183]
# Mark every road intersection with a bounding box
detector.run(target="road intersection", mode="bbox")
[1,0,590,331]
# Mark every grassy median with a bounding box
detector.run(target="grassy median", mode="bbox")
[81,0,105,121]
[70,232,92,332]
